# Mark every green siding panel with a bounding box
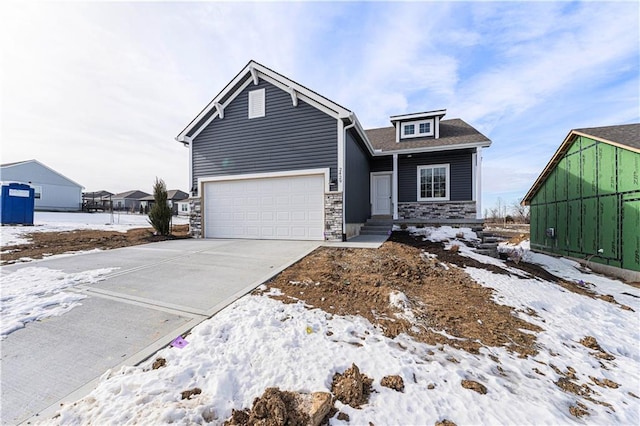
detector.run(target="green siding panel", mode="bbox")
[581,145,597,198]
[568,200,582,252]
[530,205,540,247]
[557,201,568,252]
[622,200,640,272]
[618,148,640,193]
[581,198,598,254]
[597,143,617,195]
[598,195,618,259]
[566,154,581,200]
[556,157,568,201]
[546,203,557,251]
[567,137,581,155]
[546,169,556,203]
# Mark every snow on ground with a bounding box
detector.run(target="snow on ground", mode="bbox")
[41,227,640,425]
[0,212,189,247]
[0,266,116,337]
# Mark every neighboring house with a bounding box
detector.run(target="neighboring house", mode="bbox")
[140,190,189,215]
[176,60,491,241]
[0,159,83,211]
[111,190,150,211]
[522,123,640,281]
[176,199,191,216]
[82,190,113,211]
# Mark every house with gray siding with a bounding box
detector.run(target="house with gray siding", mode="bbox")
[111,190,150,212]
[0,159,83,211]
[177,61,491,241]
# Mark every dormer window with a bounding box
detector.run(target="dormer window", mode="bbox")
[401,119,434,138]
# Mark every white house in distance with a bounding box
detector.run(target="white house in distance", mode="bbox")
[0,159,83,211]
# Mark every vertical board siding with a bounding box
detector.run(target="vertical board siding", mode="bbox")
[529,135,640,272]
[345,131,371,223]
[397,150,473,202]
[191,79,338,189]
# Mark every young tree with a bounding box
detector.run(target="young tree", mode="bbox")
[148,178,172,236]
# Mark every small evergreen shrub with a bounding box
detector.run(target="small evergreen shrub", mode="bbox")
[148,178,172,236]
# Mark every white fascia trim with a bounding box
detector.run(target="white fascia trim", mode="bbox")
[259,73,343,119]
[250,65,259,85]
[214,102,224,119]
[177,62,256,140]
[347,113,376,156]
[391,109,447,122]
[198,168,331,193]
[288,86,298,107]
[374,140,491,156]
[190,78,254,140]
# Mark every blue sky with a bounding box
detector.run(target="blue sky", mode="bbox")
[2,1,638,213]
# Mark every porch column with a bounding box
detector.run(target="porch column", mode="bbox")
[475,147,482,219]
[392,154,399,220]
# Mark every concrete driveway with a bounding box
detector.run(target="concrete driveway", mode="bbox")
[0,239,320,425]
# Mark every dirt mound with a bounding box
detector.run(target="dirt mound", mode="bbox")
[262,231,541,356]
[579,336,602,351]
[331,364,373,408]
[1,225,190,264]
[224,388,309,426]
[380,375,404,392]
[460,380,487,394]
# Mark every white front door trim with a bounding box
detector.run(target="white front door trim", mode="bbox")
[371,172,393,216]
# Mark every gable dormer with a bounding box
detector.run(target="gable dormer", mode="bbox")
[390,109,447,142]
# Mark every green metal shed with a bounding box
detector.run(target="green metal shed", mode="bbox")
[522,123,640,281]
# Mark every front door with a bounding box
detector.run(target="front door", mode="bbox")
[371,173,392,216]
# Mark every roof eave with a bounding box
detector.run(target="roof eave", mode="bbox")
[373,140,491,156]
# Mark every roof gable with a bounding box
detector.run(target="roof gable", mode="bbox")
[176,60,353,143]
[112,190,150,200]
[0,159,84,189]
[522,123,640,204]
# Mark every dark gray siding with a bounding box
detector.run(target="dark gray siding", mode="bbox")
[345,130,371,223]
[192,80,338,190]
[398,150,473,202]
[371,156,392,172]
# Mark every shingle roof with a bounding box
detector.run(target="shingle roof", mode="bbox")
[167,189,189,201]
[574,123,639,151]
[365,118,491,153]
[112,190,150,200]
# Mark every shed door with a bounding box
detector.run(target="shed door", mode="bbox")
[203,174,325,240]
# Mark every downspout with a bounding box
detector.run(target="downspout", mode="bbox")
[342,114,356,241]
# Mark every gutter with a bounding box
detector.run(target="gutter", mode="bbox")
[341,113,357,241]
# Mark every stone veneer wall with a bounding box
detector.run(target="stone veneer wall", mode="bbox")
[189,197,202,238]
[324,192,343,241]
[398,201,476,220]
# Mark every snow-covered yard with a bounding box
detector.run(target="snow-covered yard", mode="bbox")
[0,212,188,247]
[6,226,633,425]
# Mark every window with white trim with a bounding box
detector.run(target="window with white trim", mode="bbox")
[401,119,434,138]
[181,203,188,212]
[248,88,265,119]
[417,164,449,201]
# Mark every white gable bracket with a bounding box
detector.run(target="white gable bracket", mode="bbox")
[250,66,259,85]
[214,102,224,119]
[288,87,298,107]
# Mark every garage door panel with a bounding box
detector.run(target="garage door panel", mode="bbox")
[204,174,325,240]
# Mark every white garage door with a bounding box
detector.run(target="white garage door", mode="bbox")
[204,174,325,240]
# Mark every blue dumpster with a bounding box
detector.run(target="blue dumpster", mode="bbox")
[0,182,35,225]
